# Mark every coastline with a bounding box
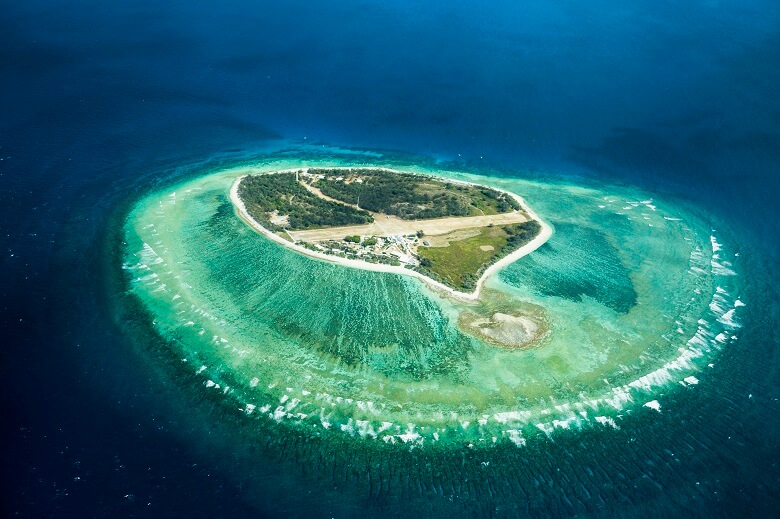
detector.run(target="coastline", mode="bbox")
[229,168,553,300]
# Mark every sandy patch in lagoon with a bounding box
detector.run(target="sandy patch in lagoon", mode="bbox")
[461,313,546,349]
[458,295,549,349]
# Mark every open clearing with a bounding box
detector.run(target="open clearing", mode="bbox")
[416,225,515,289]
[287,211,529,242]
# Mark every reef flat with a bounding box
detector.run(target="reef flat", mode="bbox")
[123,158,744,448]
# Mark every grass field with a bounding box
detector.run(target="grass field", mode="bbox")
[415,221,541,291]
[416,226,510,290]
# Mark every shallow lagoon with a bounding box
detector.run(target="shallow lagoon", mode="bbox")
[124,155,744,447]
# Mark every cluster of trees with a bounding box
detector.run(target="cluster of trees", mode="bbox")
[238,173,373,230]
[344,235,378,246]
[315,170,463,219]
[362,253,400,266]
[476,186,521,212]
[310,168,518,220]
[500,221,542,253]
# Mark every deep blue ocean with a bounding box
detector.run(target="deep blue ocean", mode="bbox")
[2,0,778,516]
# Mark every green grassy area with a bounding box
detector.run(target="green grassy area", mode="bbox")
[416,221,541,291]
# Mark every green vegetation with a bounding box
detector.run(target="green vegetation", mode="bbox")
[321,240,400,266]
[311,168,520,220]
[363,236,378,246]
[344,235,361,243]
[416,221,541,291]
[239,168,522,231]
[238,173,372,230]
[298,241,319,251]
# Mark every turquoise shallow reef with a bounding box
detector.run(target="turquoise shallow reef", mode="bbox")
[123,156,744,449]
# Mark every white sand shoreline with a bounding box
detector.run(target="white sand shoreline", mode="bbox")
[229,167,553,301]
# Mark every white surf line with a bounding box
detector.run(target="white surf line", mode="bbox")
[229,167,553,300]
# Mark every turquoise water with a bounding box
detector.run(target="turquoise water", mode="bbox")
[123,157,744,447]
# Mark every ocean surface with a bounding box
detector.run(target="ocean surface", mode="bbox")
[2,0,779,517]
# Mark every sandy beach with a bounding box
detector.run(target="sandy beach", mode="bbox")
[229,168,553,300]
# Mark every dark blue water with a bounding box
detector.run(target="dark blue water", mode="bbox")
[2,0,778,516]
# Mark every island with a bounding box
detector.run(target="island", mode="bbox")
[125,159,739,449]
[230,167,552,299]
